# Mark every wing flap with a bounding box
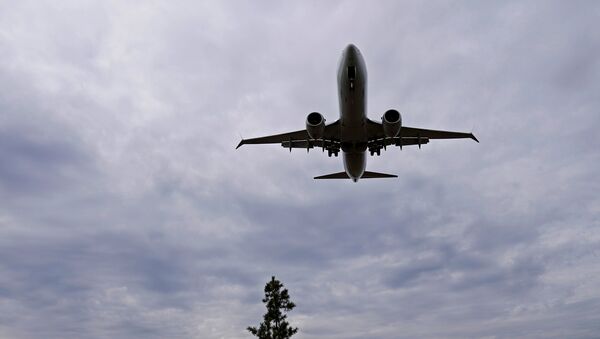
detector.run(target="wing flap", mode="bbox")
[377,137,430,147]
[281,139,341,150]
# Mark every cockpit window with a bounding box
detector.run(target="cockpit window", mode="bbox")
[348,66,356,80]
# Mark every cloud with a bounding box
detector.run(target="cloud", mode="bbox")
[0,1,599,338]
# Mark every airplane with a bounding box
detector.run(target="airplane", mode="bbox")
[236,44,478,182]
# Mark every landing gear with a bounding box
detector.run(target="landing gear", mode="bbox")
[327,149,340,157]
[369,148,381,156]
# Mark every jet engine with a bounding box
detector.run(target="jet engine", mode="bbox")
[382,109,402,138]
[306,112,325,139]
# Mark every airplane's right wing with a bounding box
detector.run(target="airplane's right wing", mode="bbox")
[236,120,341,149]
[236,129,309,148]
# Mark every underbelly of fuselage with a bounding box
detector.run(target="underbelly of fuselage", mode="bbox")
[337,44,369,180]
[339,89,367,180]
[343,152,366,181]
[339,86,367,143]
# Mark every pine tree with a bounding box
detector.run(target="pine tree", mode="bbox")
[247,276,298,339]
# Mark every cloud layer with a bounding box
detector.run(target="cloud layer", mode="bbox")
[1,1,599,338]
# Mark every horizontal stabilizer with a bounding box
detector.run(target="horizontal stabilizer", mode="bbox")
[314,171,398,179]
[314,171,349,179]
[361,171,398,178]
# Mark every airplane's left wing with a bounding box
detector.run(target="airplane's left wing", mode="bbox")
[366,119,478,143]
[236,120,340,149]
[400,126,479,142]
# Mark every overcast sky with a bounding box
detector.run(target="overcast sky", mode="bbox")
[1,1,599,338]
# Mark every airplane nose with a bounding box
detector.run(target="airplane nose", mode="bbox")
[345,44,358,57]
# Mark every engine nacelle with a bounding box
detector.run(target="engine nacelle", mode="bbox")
[306,112,325,139]
[382,109,402,138]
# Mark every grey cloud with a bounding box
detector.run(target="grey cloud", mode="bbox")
[0,1,599,339]
[0,122,91,194]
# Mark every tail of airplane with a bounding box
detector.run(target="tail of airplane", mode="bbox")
[314,171,397,179]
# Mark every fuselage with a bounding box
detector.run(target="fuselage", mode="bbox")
[337,44,368,182]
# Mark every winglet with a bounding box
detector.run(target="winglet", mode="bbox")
[236,139,245,149]
[469,124,479,143]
